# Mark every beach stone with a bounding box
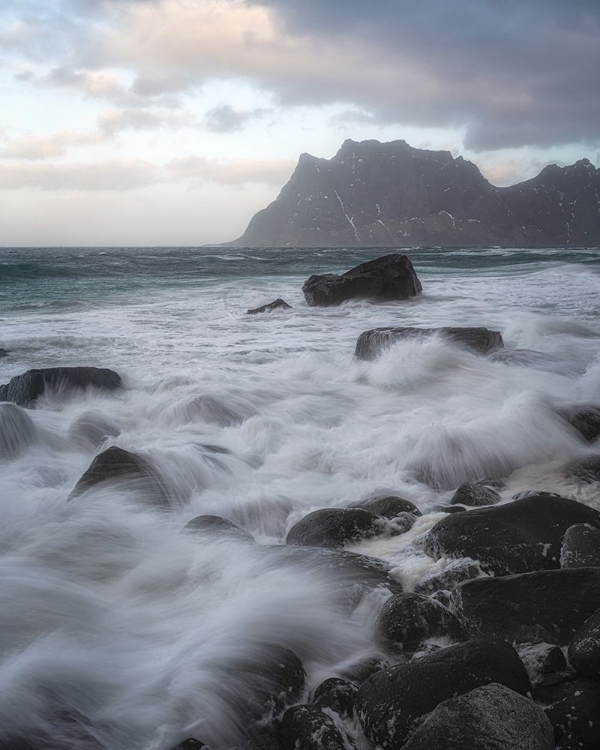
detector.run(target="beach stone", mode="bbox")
[423,494,600,576]
[0,366,121,407]
[561,524,600,568]
[280,705,352,750]
[355,325,503,360]
[376,593,463,656]
[558,404,600,443]
[414,559,484,595]
[350,494,421,519]
[568,608,600,679]
[356,637,530,749]
[286,508,389,548]
[401,683,554,750]
[182,515,255,542]
[518,643,572,688]
[536,678,600,750]
[0,402,37,458]
[247,298,292,314]
[312,678,358,719]
[69,446,169,504]
[566,454,600,482]
[449,482,501,507]
[457,567,600,645]
[303,254,422,307]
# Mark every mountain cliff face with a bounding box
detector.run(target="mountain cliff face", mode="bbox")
[231,139,600,247]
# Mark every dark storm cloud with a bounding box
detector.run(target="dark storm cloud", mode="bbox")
[250,0,600,150]
[203,105,268,133]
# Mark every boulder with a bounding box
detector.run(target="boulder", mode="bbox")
[456,567,600,645]
[182,514,255,543]
[247,298,292,314]
[517,643,572,688]
[376,593,463,656]
[355,326,503,360]
[568,607,600,679]
[302,254,421,307]
[557,404,600,442]
[356,638,531,749]
[449,482,501,507]
[338,654,390,684]
[511,490,563,501]
[280,705,352,750]
[561,523,600,568]
[0,402,37,458]
[286,508,390,548]
[69,446,169,504]
[312,678,358,719]
[350,494,422,519]
[0,366,121,407]
[535,678,600,750]
[401,683,554,750]
[423,494,600,576]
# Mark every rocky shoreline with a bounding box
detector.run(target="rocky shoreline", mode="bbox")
[2,254,600,749]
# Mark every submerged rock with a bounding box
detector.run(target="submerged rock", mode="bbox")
[449,482,501,507]
[0,402,37,458]
[182,514,255,543]
[557,403,600,442]
[68,410,121,450]
[355,326,503,360]
[247,298,292,314]
[566,454,600,483]
[350,494,422,519]
[423,494,600,576]
[356,638,530,749]
[286,507,390,548]
[0,348,9,357]
[0,366,121,407]
[376,592,463,656]
[302,254,422,307]
[561,523,600,568]
[414,559,485,595]
[456,567,600,645]
[401,683,554,750]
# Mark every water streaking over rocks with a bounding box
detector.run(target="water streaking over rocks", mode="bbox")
[1,245,600,749]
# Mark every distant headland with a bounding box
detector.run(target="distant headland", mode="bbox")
[229,139,600,247]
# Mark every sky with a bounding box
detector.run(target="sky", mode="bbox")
[1,0,599,246]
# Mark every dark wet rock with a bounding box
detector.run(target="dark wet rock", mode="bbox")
[450,482,501,507]
[0,348,8,357]
[401,683,554,750]
[355,326,503,360]
[566,454,600,483]
[568,607,600,680]
[414,559,485,595]
[182,514,255,542]
[169,741,205,750]
[0,366,121,407]
[423,494,600,576]
[69,446,169,504]
[431,504,467,514]
[475,477,506,489]
[558,404,600,443]
[561,523,600,568]
[303,254,422,307]
[68,410,120,450]
[280,705,352,750]
[356,637,531,749]
[312,678,358,719]
[286,507,390,548]
[512,489,563,501]
[338,654,390,684]
[247,298,292,314]
[535,678,600,750]
[457,567,600,645]
[376,592,464,656]
[0,402,37,458]
[518,643,572,688]
[350,494,422,520]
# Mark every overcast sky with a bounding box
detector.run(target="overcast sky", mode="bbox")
[2,0,599,246]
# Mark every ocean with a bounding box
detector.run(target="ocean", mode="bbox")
[1,245,600,749]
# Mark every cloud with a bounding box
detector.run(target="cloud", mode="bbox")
[203,104,268,133]
[0,159,158,191]
[97,108,195,134]
[167,156,294,186]
[0,131,103,160]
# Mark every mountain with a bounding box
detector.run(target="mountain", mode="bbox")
[230,139,600,247]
